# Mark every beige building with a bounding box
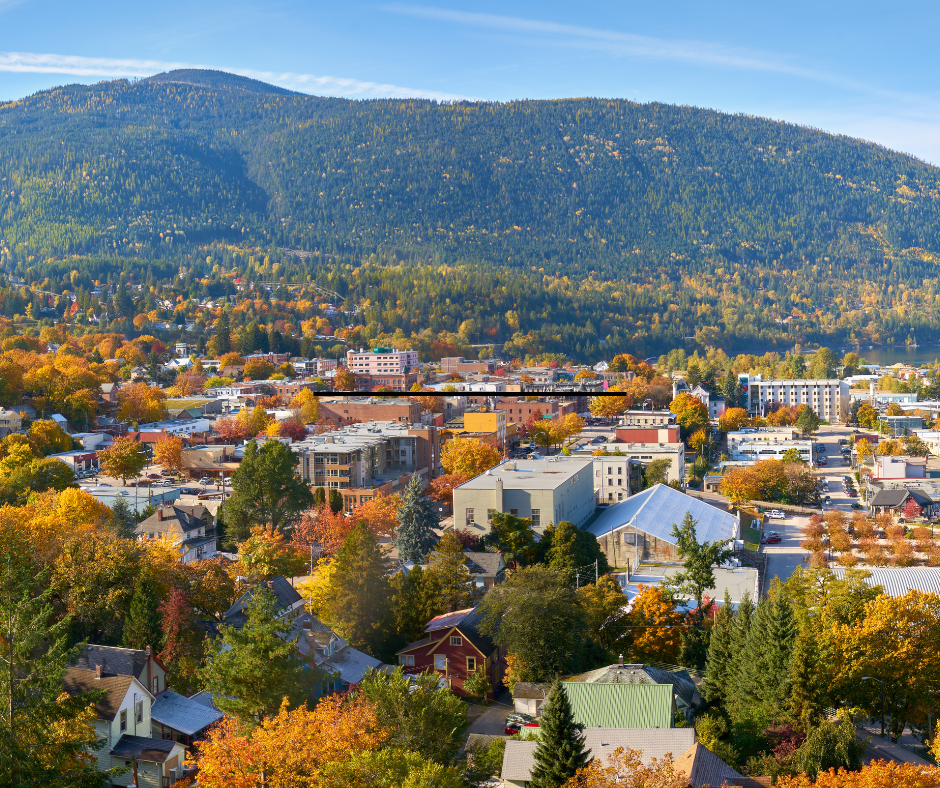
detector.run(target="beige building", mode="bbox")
[346,347,419,374]
[587,443,685,504]
[0,408,22,431]
[452,457,595,534]
[747,378,849,423]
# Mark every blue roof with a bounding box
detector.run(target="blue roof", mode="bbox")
[586,484,737,546]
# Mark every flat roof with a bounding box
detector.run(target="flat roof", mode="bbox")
[457,458,593,491]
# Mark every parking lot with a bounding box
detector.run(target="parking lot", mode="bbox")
[76,462,231,508]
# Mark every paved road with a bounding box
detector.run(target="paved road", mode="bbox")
[466,689,515,735]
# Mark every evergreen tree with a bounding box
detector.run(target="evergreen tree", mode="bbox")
[201,588,313,723]
[788,629,824,729]
[214,307,232,356]
[0,525,109,785]
[730,591,797,725]
[108,496,138,540]
[147,349,161,382]
[395,473,439,563]
[123,574,162,651]
[703,590,735,704]
[424,531,477,612]
[389,565,444,651]
[314,486,326,509]
[328,488,344,515]
[322,523,393,656]
[722,369,745,410]
[528,680,589,788]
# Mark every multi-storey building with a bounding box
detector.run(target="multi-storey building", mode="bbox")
[346,347,419,374]
[745,377,849,423]
[620,410,675,427]
[587,442,686,502]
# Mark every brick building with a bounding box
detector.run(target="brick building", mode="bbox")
[319,398,422,425]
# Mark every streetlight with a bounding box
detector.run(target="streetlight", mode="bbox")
[861,676,886,738]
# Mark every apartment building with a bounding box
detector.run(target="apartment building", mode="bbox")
[346,347,419,374]
[615,425,680,444]
[620,410,675,427]
[588,442,686,495]
[452,457,595,534]
[495,398,577,423]
[745,378,849,423]
[319,398,422,425]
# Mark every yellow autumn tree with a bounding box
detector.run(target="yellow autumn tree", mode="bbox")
[564,746,687,788]
[776,761,940,788]
[440,437,502,478]
[153,433,183,472]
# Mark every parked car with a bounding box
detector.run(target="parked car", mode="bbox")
[147,473,161,479]
[818,458,828,466]
[824,495,832,505]
[851,502,864,510]
[767,510,786,520]
[181,487,202,495]
[505,721,540,735]
[506,712,537,726]
[846,490,858,498]
[198,477,214,485]
[761,535,782,544]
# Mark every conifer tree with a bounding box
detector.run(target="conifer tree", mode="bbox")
[214,307,232,356]
[328,488,344,515]
[313,486,326,509]
[728,591,754,679]
[322,522,393,655]
[395,473,439,563]
[109,495,138,540]
[123,574,162,651]
[730,591,797,724]
[788,629,824,729]
[528,679,589,788]
[703,590,735,704]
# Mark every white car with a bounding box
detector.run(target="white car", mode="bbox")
[767,510,786,520]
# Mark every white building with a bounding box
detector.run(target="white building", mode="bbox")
[581,443,686,503]
[453,458,595,534]
[729,439,814,463]
[746,378,849,423]
[346,347,419,374]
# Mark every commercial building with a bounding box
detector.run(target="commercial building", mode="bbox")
[319,398,421,425]
[346,347,419,374]
[445,411,508,447]
[440,357,496,375]
[725,427,805,458]
[452,457,595,534]
[614,425,680,444]
[872,454,927,480]
[728,439,814,463]
[620,410,675,427]
[586,443,686,501]
[885,414,925,437]
[494,398,577,423]
[745,377,849,423]
[352,371,420,392]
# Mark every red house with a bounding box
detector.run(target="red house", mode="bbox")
[396,607,504,698]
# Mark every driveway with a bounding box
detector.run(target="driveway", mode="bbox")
[466,689,515,736]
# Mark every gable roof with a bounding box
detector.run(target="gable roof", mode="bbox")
[417,605,497,657]
[62,667,145,720]
[574,664,697,709]
[870,488,934,508]
[587,484,738,546]
[321,645,384,685]
[109,735,181,763]
[224,576,302,627]
[501,728,696,783]
[462,551,504,577]
[151,689,223,736]
[72,644,158,682]
[674,742,747,787]
[136,504,209,536]
[513,682,552,700]
[562,683,675,729]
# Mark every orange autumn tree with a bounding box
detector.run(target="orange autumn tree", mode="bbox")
[429,473,469,505]
[626,584,683,664]
[153,433,183,473]
[195,695,388,788]
[565,746,688,788]
[351,493,400,539]
[776,760,940,788]
[293,507,357,558]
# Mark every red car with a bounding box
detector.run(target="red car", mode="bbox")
[505,722,540,736]
[761,535,782,544]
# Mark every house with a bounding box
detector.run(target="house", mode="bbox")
[461,551,506,588]
[587,484,739,568]
[561,682,675,728]
[501,728,749,787]
[150,689,223,746]
[0,408,23,431]
[72,644,169,697]
[62,666,189,786]
[690,384,725,419]
[869,488,937,519]
[223,576,306,629]
[396,606,504,698]
[512,682,552,716]
[573,662,699,721]
[135,504,217,563]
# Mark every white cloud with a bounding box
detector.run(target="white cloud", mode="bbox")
[0,51,468,101]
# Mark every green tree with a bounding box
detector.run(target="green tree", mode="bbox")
[543,520,610,580]
[313,486,326,508]
[320,523,392,655]
[328,488,344,515]
[796,406,821,435]
[528,679,590,788]
[424,531,476,613]
[201,589,311,723]
[665,512,734,626]
[0,523,111,786]
[214,307,232,356]
[108,496,138,540]
[791,712,865,781]
[788,629,825,729]
[396,473,439,563]
[808,347,838,379]
[478,565,589,681]
[224,439,314,540]
[97,436,148,485]
[642,457,673,489]
[703,590,736,705]
[485,512,538,568]
[359,667,467,765]
[389,564,445,650]
[122,574,162,651]
[781,448,805,464]
[319,747,465,788]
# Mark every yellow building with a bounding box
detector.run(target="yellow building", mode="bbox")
[462,411,507,446]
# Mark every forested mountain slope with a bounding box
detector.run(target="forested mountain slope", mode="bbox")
[2,71,940,357]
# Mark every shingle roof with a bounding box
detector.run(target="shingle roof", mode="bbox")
[501,728,696,782]
[870,488,934,508]
[151,690,223,737]
[513,682,552,700]
[321,645,383,685]
[462,551,504,577]
[586,484,738,546]
[562,683,675,729]
[72,645,152,682]
[224,576,302,628]
[674,742,746,787]
[62,667,135,720]
[109,735,179,763]
[136,504,208,537]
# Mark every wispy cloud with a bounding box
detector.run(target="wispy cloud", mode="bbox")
[0,51,468,101]
[383,5,919,101]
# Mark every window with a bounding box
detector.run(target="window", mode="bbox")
[487,509,496,522]
[400,654,415,667]
[608,493,613,501]
[531,509,540,527]
[434,654,447,671]
[120,709,127,732]
[466,508,475,525]
[450,635,463,646]
[135,700,143,724]
[467,657,476,673]
[153,676,159,694]
[510,508,518,515]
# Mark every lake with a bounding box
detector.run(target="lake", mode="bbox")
[842,345,940,367]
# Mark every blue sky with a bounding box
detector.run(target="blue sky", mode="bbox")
[2,0,940,162]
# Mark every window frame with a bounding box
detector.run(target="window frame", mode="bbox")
[434,654,447,671]
[467,656,476,673]
[119,709,127,732]
[450,635,463,647]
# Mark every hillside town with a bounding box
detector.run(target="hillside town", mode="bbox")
[5,331,940,786]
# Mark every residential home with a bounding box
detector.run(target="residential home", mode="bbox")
[587,484,740,569]
[150,689,223,746]
[135,504,217,563]
[869,488,937,519]
[0,408,23,431]
[396,607,504,698]
[62,666,189,786]
[562,682,675,728]
[461,551,506,588]
[512,682,551,716]
[73,644,169,697]
[501,728,748,787]
[573,661,699,721]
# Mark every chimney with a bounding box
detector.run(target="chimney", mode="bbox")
[267,580,275,590]
[157,508,163,522]
[145,645,151,655]
[95,665,102,679]
[618,653,624,667]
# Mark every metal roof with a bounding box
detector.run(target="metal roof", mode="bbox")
[151,689,223,736]
[425,608,475,633]
[501,728,696,782]
[587,484,738,546]
[832,567,940,597]
[321,645,383,685]
[563,683,674,729]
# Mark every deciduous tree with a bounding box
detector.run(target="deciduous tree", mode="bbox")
[97,435,148,484]
[153,433,183,472]
[441,437,502,478]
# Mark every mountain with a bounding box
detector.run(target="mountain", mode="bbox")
[2,69,940,358]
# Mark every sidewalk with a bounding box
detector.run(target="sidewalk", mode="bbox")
[857,723,934,766]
